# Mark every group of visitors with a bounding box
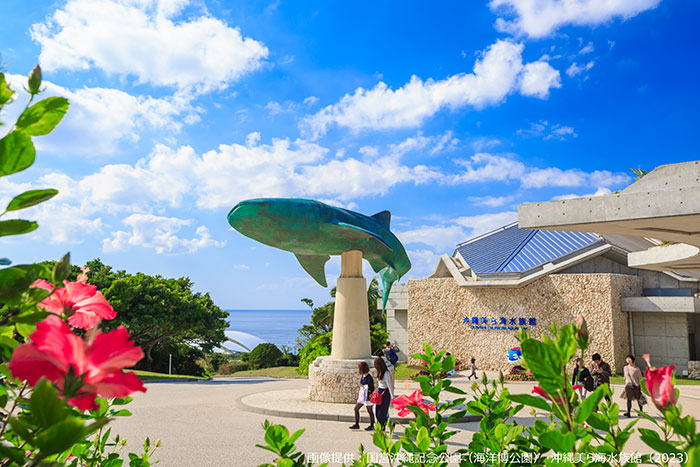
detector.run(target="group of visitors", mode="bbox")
[572,352,646,417]
[349,356,393,431]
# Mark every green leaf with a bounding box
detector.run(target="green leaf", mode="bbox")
[587,412,609,431]
[110,409,132,417]
[30,378,67,428]
[8,417,33,441]
[15,321,35,337]
[507,393,551,412]
[416,426,430,451]
[638,428,682,454]
[0,445,26,465]
[5,189,58,212]
[112,396,134,406]
[0,73,16,107]
[16,96,69,136]
[52,252,71,283]
[35,417,86,455]
[0,219,38,237]
[0,131,35,176]
[539,430,576,452]
[576,385,605,424]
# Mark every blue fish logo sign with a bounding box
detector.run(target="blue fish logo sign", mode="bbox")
[507,347,522,364]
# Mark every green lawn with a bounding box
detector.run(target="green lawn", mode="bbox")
[133,370,207,381]
[394,363,419,381]
[228,366,304,378]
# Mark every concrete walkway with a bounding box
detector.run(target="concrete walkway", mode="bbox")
[109,374,700,466]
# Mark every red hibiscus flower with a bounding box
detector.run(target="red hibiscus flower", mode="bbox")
[31,279,116,330]
[8,315,145,410]
[572,384,583,390]
[644,365,677,410]
[532,386,563,404]
[391,390,436,417]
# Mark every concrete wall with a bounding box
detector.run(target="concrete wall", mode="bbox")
[558,254,698,293]
[385,284,408,361]
[407,274,642,373]
[631,312,689,373]
[387,309,408,361]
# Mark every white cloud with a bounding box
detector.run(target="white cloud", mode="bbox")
[265,96,321,116]
[579,41,594,54]
[468,194,518,207]
[31,0,268,92]
[103,214,224,254]
[490,0,661,38]
[302,40,560,138]
[519,61,561,98]
[521,168,627,189]
[5,74,200,155]
[552,187,612,200]
[404,249,441,279]
[454,211,518,237]
[449,153,626,190]
[543,125,577,141]
[517,120,577,141]
[450,153,526,184]
[566,61,595,77]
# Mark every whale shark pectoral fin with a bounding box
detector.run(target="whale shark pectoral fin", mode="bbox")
[295,254,330,287]
[334,222,393,251]
[379,266,400,311]
[370,211,391,229]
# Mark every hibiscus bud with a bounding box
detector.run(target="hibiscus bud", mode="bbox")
[574,314,588,346]
[28,65,41,95]
[155,439,162,448]
[644,365,677,410]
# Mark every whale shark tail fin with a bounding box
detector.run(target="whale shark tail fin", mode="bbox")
[379,266,400,311]
[295,254,330,287]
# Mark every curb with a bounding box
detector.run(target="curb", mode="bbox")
[143,377,213,384]
[234,395,481,424]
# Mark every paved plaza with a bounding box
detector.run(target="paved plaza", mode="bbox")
[110,373,700,466]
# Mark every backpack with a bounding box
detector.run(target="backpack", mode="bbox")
[388,348,399,365]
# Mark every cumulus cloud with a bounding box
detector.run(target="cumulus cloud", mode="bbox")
[103,213,225,254]
[468,194,518,207]
[519,61,562,98]
[450,153,526,184]
[566,61,595,77]
[517,120,578,141]
[521,168,627,189]
[490,0,661,38]
[5,74,200,155]
[31,0,268,92]
[302,40,560,138]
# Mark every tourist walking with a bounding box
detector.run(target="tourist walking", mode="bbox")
[591,353,612,402]
[350,362,376,430]
[622,354,646,417]
[383,341,399,366]
[374,357,393,430]
[572,358,592,400]
[467,358,478,380]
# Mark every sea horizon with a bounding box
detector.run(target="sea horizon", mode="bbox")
[225,309,313,350]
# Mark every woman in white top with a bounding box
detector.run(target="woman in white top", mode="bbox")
[623,354,644,417]
[374,357,393,430]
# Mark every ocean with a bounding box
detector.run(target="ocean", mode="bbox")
[226,309,312,350]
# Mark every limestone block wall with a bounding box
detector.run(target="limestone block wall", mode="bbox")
[407,274,642,374]
[688,361,700,379]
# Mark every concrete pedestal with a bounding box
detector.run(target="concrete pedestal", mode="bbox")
[308,251,393,403]
[308,356,395,403]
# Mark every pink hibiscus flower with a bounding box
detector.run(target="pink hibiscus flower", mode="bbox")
[645,365,677,410]
[532,386,563,404]
[391,390,436,417]
[8,315,145,410]
[31,279,116,330]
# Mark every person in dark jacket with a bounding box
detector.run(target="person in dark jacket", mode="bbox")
[591,353,612,402]
[572,357,592,400]
[350,361,375,430]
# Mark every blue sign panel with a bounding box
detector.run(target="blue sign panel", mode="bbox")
[462,316,537,331]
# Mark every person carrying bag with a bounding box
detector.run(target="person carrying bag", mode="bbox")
[350,362,375,430]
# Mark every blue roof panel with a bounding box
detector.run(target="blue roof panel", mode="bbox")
[456,224,600,274]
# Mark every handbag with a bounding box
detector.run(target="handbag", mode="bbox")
[369,391,383,405]
[639,392,648,406]
[358,385,368,403]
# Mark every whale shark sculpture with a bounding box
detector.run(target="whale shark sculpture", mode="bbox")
[227,198,411,309]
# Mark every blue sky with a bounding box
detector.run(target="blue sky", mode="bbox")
[1,0,698,309]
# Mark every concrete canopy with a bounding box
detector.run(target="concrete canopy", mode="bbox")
[518,161,700,278]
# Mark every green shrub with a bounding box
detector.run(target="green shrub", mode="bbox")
[207,352,235,372]
[248,343,283,369]
[297,331,332,375]
[217,361,250,374]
